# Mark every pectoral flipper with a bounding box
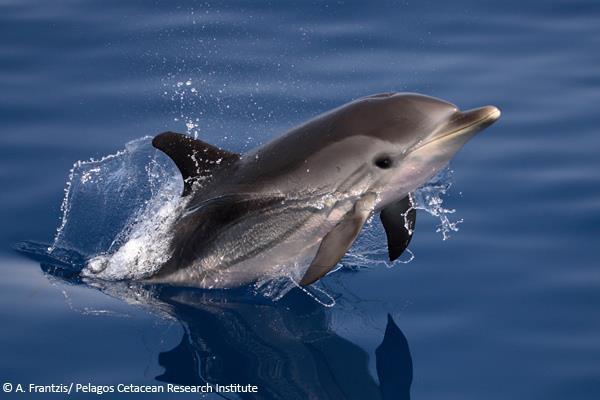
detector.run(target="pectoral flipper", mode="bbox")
[380,196,416,262]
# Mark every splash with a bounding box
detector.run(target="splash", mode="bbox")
[163,77,203,138]
[83,192,185,280]
[254,275,337,306]
[49,137,184,280]
[410,168,463,240]
[162,75,235,141]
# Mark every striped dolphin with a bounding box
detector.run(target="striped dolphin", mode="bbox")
[146,92,500,287]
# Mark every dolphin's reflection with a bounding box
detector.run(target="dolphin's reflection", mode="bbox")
[151,287,412,400]
[37,259,413,400]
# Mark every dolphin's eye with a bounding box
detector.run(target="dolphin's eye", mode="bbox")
[374,155,393,169]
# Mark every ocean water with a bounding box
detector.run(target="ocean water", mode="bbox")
[1,0,599,399]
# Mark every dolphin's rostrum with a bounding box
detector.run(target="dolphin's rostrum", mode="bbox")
[146,92,500,288]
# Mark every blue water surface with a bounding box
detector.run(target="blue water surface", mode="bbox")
[1,0,599,399]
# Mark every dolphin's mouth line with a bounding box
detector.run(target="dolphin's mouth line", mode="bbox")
[409,108,500,153]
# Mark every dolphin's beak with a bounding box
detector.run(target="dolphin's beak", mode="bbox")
[452,105,501,133]
[419,105,501,148]
[413,105,499,152]
[411,105,501,154]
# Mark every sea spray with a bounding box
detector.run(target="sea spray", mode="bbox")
[50,137,182,274]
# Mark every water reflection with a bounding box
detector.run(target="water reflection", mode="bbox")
[151,287,412,400]
[25,248,413,400]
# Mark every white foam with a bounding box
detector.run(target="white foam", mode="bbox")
[82,188,185,280]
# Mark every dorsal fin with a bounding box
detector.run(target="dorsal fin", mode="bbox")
[152,132,240,196]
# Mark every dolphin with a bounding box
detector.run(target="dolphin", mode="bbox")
[147,92,500,288]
